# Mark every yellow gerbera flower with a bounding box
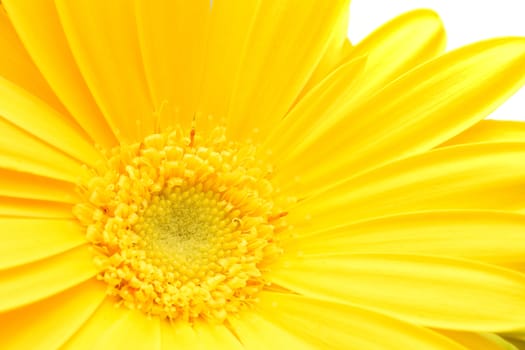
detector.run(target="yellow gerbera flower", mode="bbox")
[1,1,525,349]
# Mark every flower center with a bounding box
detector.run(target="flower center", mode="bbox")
[74,126,290,322]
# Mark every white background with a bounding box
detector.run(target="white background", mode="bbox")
[347,0,525,121]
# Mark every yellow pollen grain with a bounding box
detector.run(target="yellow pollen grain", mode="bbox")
[74,126,292,322]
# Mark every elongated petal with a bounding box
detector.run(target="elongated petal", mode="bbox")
[2,0,117,147]
[61,297,124,350]
[92,309,161,349]
[256,292,467,349]
[437,330,519,350]
[266,9,445,161]
[229,312,314,349]
[0,8,66,114]
[264,55,367,159]
[442,120,525,146]
[288,143,525,232]
[227,0,350,142]
[0,279,105,350]
[0,245,99,312]
[0,75,101,166]
[0,168,77,202]
[0,197,73,219]
[286,211,525,264]
[348,9,445,102]
[268,254,525,331]
[0,218,86,269]
[276,38,525,198]
[296,9,351,101]
[136,0,218,131]
[160,321,198,350]
[0,117,83,182]
[193,322,244,350]
[55,0,154,142]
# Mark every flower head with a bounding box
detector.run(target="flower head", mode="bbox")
[1,1,525,349]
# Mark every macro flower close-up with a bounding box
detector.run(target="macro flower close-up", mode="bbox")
[2,0,525,349]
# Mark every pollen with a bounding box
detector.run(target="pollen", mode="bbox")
[74,126,291,322]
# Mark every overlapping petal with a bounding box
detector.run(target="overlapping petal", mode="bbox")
[288,143,525,232]
[267,254,525,331]
[2,0,117,147]
[275,37,525,198]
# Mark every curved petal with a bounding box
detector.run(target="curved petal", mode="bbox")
[136,0,215,131]
[2,0,117,148]
[0,218,86,270]
[437,330,519,350]
[256,292,467,349]
[229,312,314,349]
[504,336,525,350]
[267,254,525,331]
[0,75,101,166]
[0,117,83,182]
[285,211,525,265]
[0,245,99,312]
[296,13,352,102]
[0,7,67,114]
[54,0,154,143]
[265,9,447,162]
[264,55,367,161]
[193,322,244,350]
[61,297,124,350]
[268,7,447,167]
[276,37,525,198]
[226,0,351,142]
[347,9,445,102]
[90,309,161,349]
[0,197,73,219]
[442,120,525,146]
[288,143,525,232]
[0,279,106,350]
[160,321,198,350]
[0,168,77,202]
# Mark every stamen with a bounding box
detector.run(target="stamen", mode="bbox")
[75,126,292,322]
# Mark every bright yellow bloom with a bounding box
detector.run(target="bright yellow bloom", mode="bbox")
[1,1,525,349]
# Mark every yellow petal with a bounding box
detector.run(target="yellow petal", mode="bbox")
[438,330,519,350]
[266,9,445,166]
[268,254,525,331]
[92,309,161,349]
[505,336,525,350]
[62,297,124,350]
[442,120,525,146]
[136,0,213,132]
[276,37,525,198]
[285,211,525,264]
[0,245,99,312]
[227,0,350,142]
[0,117,83,182]
[229,312,314,349]
[348,9,445,102]
[256,291,466,349]
[0,279,105,350]
[0,75,101,168]
[0,7,67,115]
[2,0,117,148]
[160,320,198,350]
[0,197,73,219]
[54,0,154,142]
[288,142,525,232]
[294,8,352,101]
[0,168,77,202]
[0,218,86,269]
[193,322,244,350]
[264,55,367,161]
